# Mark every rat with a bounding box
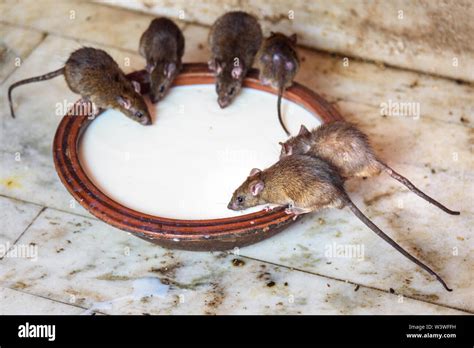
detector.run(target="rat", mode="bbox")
[256,32,300,136]
[228,154,452,292]
[139,17,185,103]
[208,11,263,108]
[280,122,460,215]
[8,47,152,125]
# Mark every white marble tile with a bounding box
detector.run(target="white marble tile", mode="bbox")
[95,0,239,28]
[0,208,464,314]
[0,195,43,246]
[333,101,474,174]
[181,24,210,63]
[0,150,92,218]
[296,48,474,127]
[0,23,45,83]
[0,287,84,314]
[0,0,185,53]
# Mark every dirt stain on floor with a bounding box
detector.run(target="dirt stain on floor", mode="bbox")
[0,176,22,190]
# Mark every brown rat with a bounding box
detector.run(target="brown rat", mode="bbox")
[208,11,263,108]
[257,32,300,136]
[228,154,452,292]
[280,122,460,215]
[139,17,185,103]
[8,47,151,125]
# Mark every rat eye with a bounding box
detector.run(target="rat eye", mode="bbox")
[229,87,235,96]
[159,85,165,93]
[237,196,244,203]
[135,111,143,118]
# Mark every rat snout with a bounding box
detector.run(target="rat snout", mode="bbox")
[150,92,163,104]
[227,201,238,211]
[218,97,230,109]
[150,95,158,104]
[140,116,152,126]
[150,81,167,104]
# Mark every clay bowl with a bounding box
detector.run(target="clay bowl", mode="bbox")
[53,63,343,251]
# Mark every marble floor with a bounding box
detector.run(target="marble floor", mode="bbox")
[0,1,472,315]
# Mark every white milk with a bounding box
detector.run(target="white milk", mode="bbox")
[79,85,321,219]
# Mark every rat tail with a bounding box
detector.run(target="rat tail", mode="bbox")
[377,161,460,215]
[8,67,64,118]
[274,57,291,137]
[342,193,452,292]
[277,83,290,136]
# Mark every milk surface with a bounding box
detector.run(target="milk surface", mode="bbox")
[79,85,321,219]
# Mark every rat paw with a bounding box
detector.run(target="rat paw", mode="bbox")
[285,206,310,216]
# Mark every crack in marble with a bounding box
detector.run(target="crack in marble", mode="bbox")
[0,193,98,221]
[2,285,96,313]
[0,206,46,261]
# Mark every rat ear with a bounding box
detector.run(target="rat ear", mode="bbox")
[165,62,176,78]
[231,65,243,79]
[250,180,264,196]
[289,34,297,44]
[208,59,216,71]
[146,62,156,73]
[209,59,223,75]
[117,96,131,110]
[249,168,261,177]
[216,63,223,75]
[298,125,310,136]
[281,142,293,156]
[131,80,141,94]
